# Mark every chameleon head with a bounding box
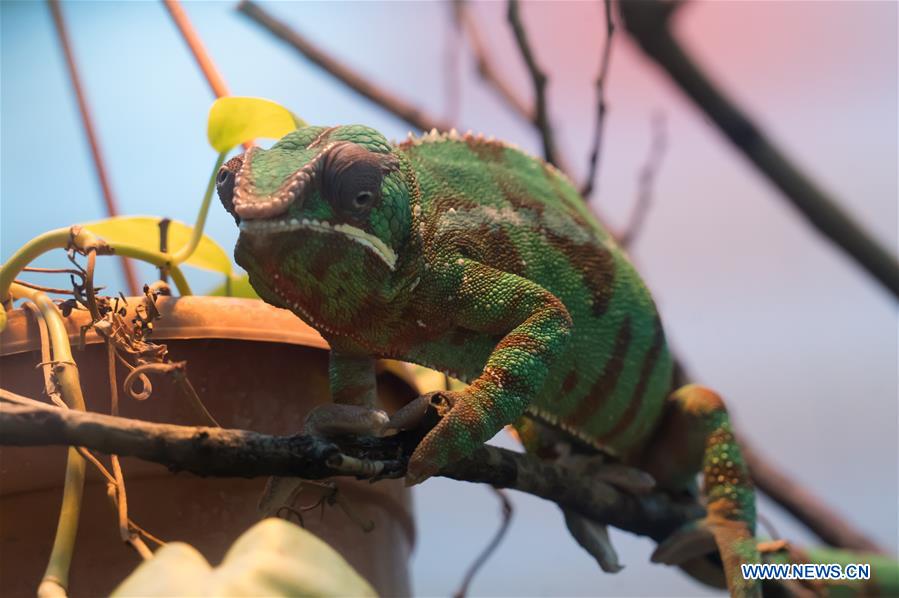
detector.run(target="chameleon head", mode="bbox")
[217,125,415,326]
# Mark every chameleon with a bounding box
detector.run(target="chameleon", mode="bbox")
[215,123,761,596]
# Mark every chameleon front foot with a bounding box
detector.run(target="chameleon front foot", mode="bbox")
[303,403,391,437]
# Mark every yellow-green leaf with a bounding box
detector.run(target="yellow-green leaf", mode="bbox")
[112,519,376,597]
[81,216,232,276]
[208,272,260,299]
[207,97,306,153]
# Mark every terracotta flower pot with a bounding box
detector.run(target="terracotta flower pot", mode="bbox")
[0,296,416,597]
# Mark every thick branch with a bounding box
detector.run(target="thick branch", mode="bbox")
[619,0,899,299]
[237,0,450,134]
[0,400,701,544]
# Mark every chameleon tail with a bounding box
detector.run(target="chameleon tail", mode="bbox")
[650,384,761,598]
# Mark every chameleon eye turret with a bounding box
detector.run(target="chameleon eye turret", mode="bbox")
[216,154,243,223]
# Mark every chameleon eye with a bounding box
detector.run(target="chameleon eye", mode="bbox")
[216,154,244,222]
[353,191,374,208]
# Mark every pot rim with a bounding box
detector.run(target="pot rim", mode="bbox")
[0,295,329,357]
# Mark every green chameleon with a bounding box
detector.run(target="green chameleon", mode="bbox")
[214,125,886,597]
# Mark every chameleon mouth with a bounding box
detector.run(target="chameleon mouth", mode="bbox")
[238,217,398,270]
[232,142,341,220]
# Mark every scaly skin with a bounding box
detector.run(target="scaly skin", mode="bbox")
[218,125,759,595]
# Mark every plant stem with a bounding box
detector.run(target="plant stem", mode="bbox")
[14,284,87,597]
[0,229,71,302]
[172,152,226,266]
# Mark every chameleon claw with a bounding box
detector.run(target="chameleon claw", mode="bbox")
[651,519,718,565]
[564,510,624,573]
[303,403,390,437]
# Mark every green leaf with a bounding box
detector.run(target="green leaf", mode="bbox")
[208,272,260,299]
[207,97,306,153]
[112,518,376,597]
[81,216,232,276]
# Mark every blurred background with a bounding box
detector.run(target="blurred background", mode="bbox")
[2,1,896,596]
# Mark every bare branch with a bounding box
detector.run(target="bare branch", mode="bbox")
[162,0,230,98]
[620,111,667,248]
[741,440,886,554]
[0,398,702,546]
[453,488,513,598]
[670,360,889,556]
[581,0,616,199]
[506,0,561,169]
[456,2,533,123]
[237,0,451,134]
[618,0,899,298]
[47,0,139,296]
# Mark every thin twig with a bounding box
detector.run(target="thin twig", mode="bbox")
[453,487,514,598]
[620,111,667,248]
[506,0,559,168]
[444,1,463,125]
[47,0,139,296]
[618,0,899,298]
[107,340,152,558]
[161,0,252,152]
[162,0,229,97]
[237,0,451,134]
[581,0,616,199]
[12,280,79,296]
[456,1,533,122]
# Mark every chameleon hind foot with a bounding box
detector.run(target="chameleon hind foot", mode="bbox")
[564,510,623,573]
[648,385,761,598]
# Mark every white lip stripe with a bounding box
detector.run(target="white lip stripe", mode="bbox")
[239,218,397,270]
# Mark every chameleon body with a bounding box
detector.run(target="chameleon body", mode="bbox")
[218,125,759,596]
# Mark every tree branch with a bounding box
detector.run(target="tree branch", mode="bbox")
[741,440,886,554]
[620,111,667,248]
[455,1,533,123]
[619,0,899,299]
[581,0,616,199]
[0,398,702,546]
[237,0,451,134]
[506,0,561,169]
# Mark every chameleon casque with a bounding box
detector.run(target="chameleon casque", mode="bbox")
[217,124,760,595]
